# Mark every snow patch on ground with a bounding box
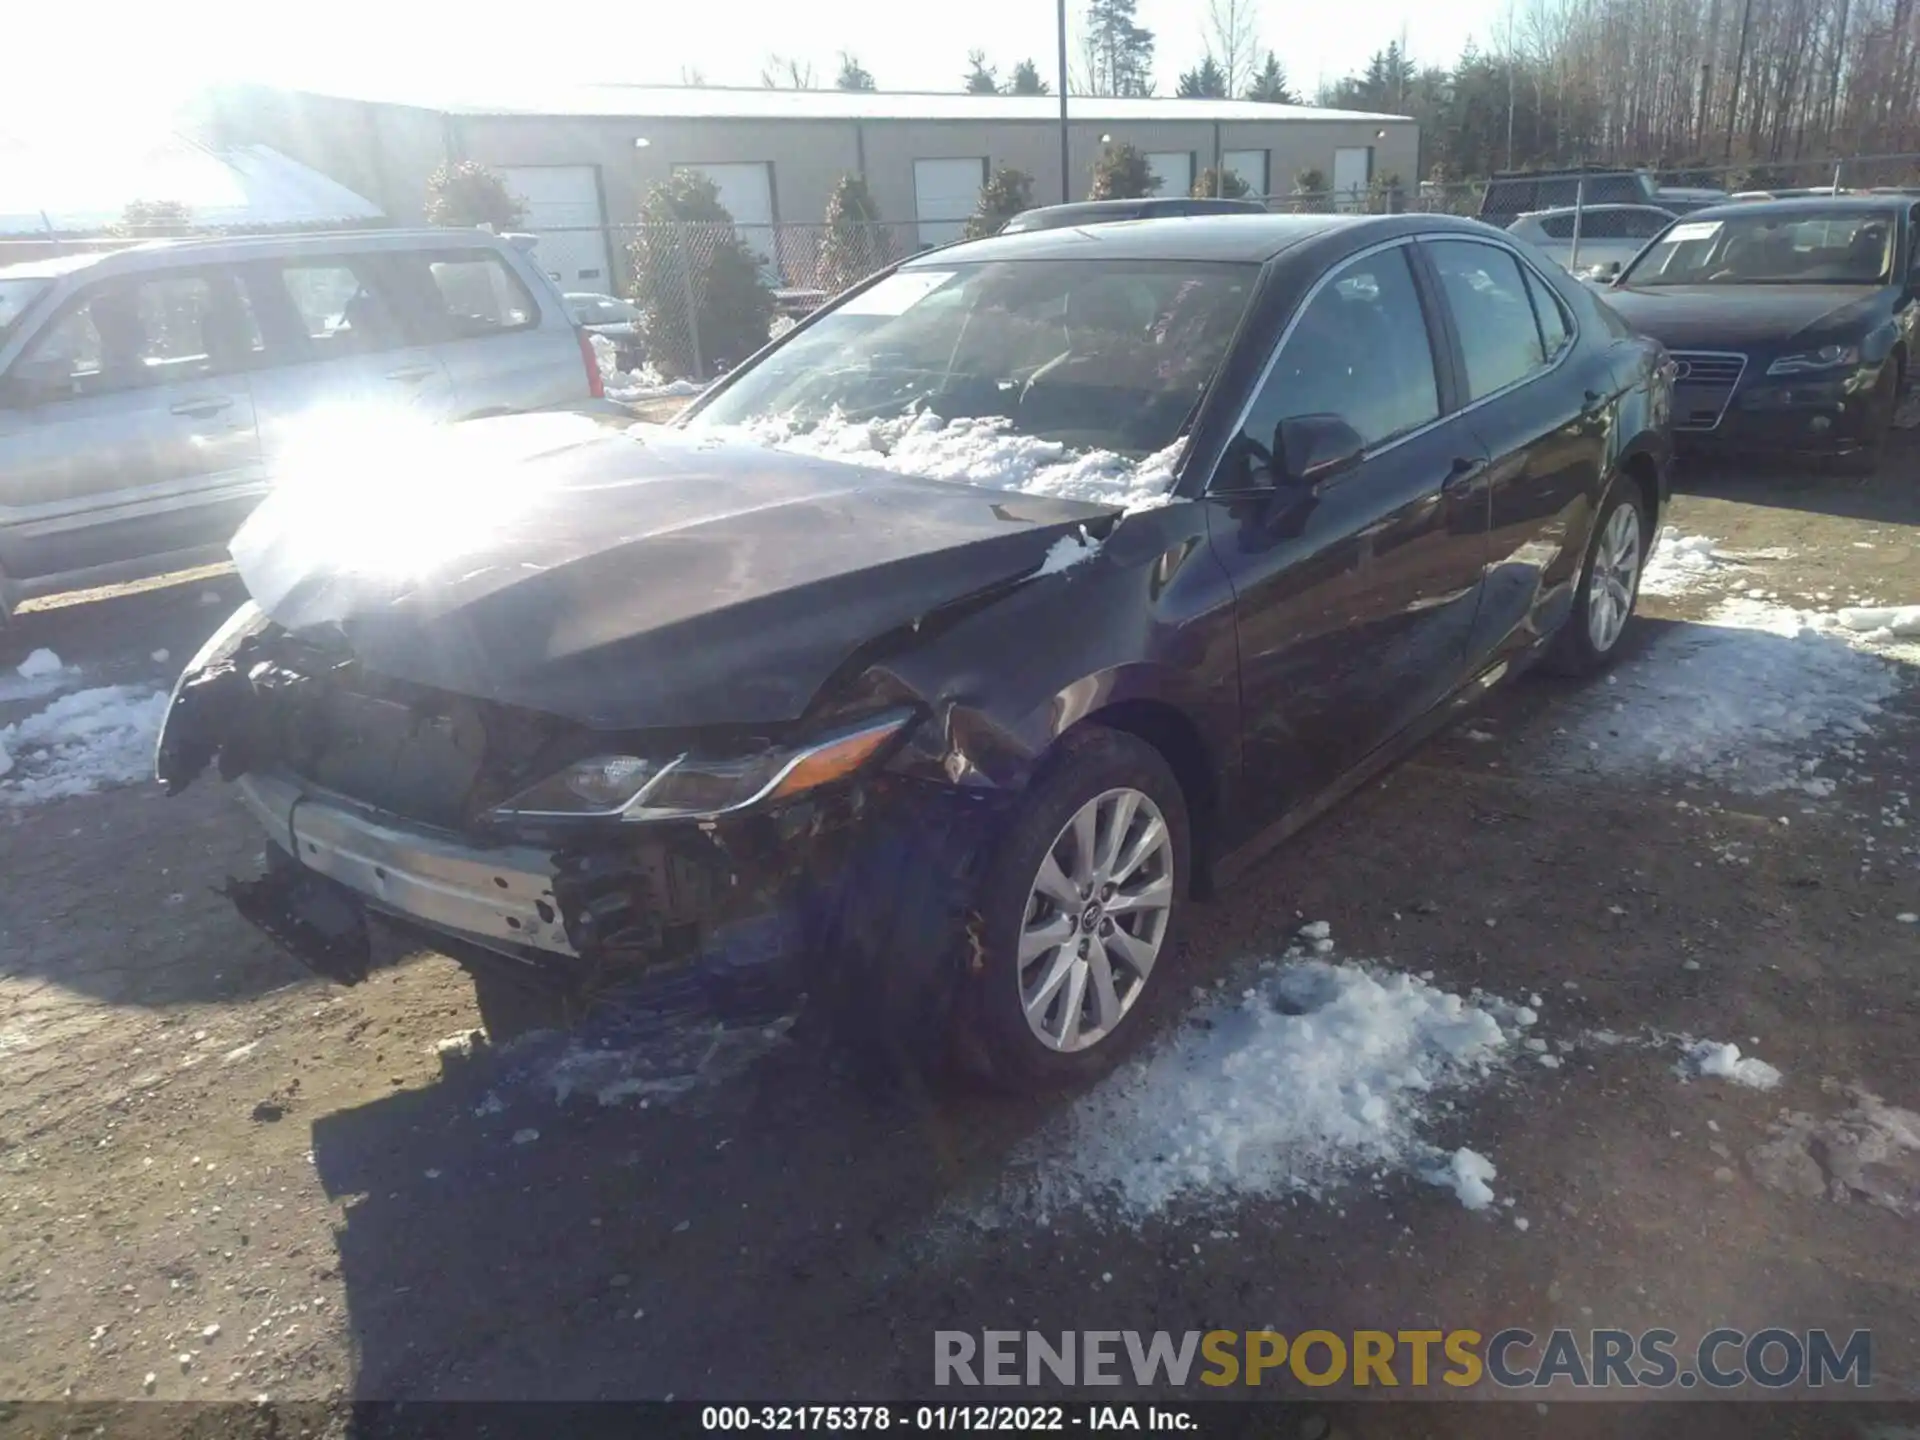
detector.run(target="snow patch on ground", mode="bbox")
[0,685,169,805]
[1559,594,1904,793]
[479,1012,796,1114]
[591,333,706,402]
[1685,1039,1783,1090]
[716,409,1182,514]
[1640,528,1733,597]
[1014,933,1526,1222]
[15,648,64,679]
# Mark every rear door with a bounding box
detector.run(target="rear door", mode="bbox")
[1205,240,1491,821]
[384,247,584,417]
[0,267,264,582]
[239,253,455,474]
[1421,237,1616,668]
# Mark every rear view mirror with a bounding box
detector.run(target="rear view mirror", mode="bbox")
[1274,413,1365,490]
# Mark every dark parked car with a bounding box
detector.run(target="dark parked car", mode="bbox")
[1604,196,1919,471]
[156,214,1672,1086]
[998,196,1270,234]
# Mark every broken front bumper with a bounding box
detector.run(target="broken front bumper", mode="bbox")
[236,770,576,957]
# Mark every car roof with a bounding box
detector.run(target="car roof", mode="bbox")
[912,212,1499,265]
[1516,202,1672,219]
[1681,194,1912,221]
[0,227,513,284]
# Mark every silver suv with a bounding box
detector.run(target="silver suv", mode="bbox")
[0,229,600,623]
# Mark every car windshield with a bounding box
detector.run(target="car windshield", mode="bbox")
[1624,210,1897,285]
[689,258,1258,475]
[0,277,50,342]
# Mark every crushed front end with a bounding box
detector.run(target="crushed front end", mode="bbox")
[156,607,986,1030]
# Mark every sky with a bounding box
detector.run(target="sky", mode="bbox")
[6,0,1508,134]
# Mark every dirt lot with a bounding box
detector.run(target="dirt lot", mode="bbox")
[2,435,1918,1425]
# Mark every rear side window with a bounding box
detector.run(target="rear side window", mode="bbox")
[267,261,406,354]
[1621,208,1671,239]
[422,255,538,338]
[20,272,261,397]
[1522,265,1573,360]
[1426,239,1549,400]
[1536,214,1575,240]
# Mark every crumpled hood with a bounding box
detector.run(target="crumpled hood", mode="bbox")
[1603,284,1885,350]
[231,413,1115,731]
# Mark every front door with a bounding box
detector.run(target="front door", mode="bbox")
[1204,241,1491,829]
[0,268,263,583]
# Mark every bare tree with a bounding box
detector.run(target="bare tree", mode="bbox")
[760,54,817,88]
[1207,0,1262,97]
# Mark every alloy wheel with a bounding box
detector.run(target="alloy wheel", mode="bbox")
[1017,786,1175,1053]
[1586,501,1642,654]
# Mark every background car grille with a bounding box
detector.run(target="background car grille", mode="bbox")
[1669,350,1748,431]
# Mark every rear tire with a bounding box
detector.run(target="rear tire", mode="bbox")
[952,727,1191,1090]
[1540,481,1648,678]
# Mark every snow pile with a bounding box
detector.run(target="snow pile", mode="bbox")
[1685,1040,1783,1090]
[1836,605,1920,642]
[591,333,706,403]
[723,408,1182,514]
[1023,946,1525,1221]
[1640,529,1734,597]
[487,1012,795,1112]
[0,685,169,805]
[1038,526,1100,576]
[15,648,64,679]
[1560,595,1902,793]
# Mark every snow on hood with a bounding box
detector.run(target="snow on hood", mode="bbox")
[708,409,1184,515]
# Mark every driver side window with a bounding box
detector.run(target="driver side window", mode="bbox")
[1224,246,1441,487]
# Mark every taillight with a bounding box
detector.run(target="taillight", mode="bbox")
[578,329,605,400]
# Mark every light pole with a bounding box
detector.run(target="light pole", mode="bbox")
[1058,0,1072,201]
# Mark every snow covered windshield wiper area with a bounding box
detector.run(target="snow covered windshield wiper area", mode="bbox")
[687,258,1258,508]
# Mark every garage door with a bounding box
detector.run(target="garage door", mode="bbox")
[1333,147,1373,211]
[1223,149,1268,197]
[673,162,776,263]
[1147,151,1194,199]
[494,165,614,294]
[913,158,986,247]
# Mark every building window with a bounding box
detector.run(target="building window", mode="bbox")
[1146,151,1195,199]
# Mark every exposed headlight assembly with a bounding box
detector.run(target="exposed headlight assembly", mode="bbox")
[1767,344,1860,375]
[487,710,914,822]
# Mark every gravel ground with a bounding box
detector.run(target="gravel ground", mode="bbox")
[2,439,1918,1421]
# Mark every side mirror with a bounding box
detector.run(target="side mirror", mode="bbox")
[1274,413,1365,490]
[0,358,73,408]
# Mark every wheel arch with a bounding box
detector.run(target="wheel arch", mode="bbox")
[1069,696,1221,900]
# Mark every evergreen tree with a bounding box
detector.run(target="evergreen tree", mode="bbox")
[964,51,1000,93]
[1006,59,1051,95]
[818,174,885,293]
[1244,52,1297,103]
[1192,166,1253,198]
[1089,143,1160,199]
[835,53,876,91]
[423,161,525,229]
[1176,56,1228,97]
[1084,0,1156,96]
[965,165,1036,237]
[627,173,773,379]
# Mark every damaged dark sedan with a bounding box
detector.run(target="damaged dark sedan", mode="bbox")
[157,214,1673,1086]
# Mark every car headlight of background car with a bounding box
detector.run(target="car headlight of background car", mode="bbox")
[487,710,914,823]
[1767,343,1861,375]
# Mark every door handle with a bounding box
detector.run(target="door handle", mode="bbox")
[384,367,434,384]
[170,398,232,418]
[1441,457,1488,493]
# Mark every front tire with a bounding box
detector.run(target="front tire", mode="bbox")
[1541,482,1647,677]
[953,727,1191,1089]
